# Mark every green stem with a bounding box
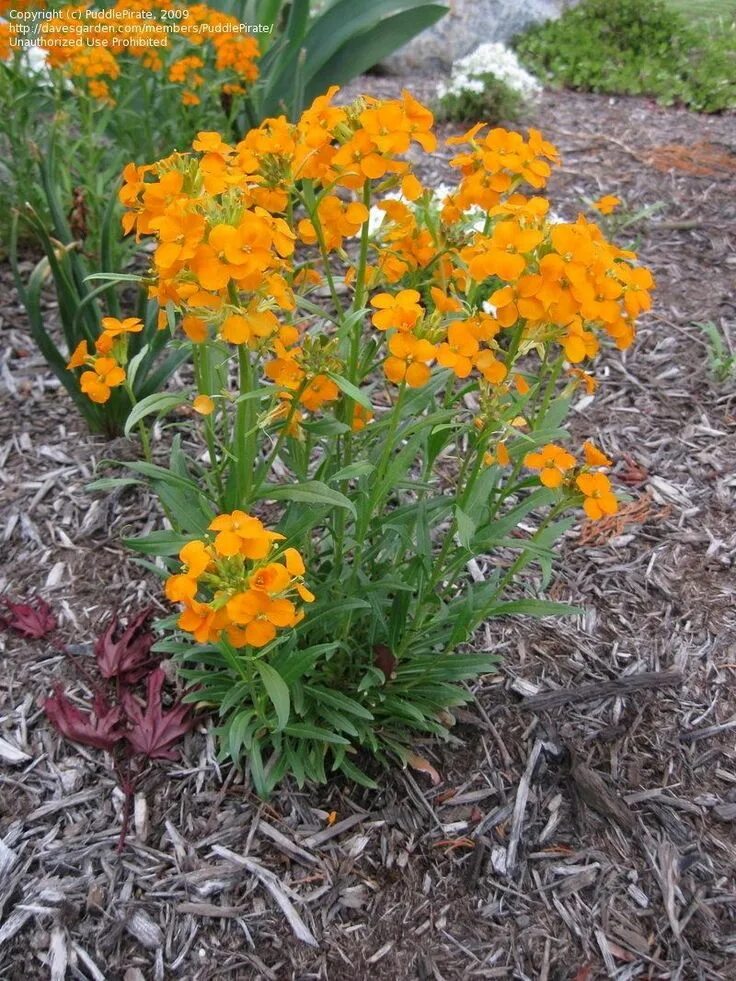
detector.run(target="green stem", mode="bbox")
[255,380,308,489]
[193,344,225,503]
[235,343,256,506]
[124,381,151,462]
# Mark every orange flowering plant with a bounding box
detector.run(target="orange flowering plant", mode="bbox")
[95,87,653,793]
[3,0,446,438]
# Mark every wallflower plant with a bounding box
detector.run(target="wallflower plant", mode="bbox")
[3,0,445,435]
[88,88,654,795]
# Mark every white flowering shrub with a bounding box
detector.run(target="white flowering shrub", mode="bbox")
[437,42,542,123]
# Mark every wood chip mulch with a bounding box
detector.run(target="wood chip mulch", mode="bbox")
[1,82,735,979]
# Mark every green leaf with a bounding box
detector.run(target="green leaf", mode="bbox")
[228,710,256,762]
[125,392,187,436]
[304,685,374,720]
[305,4,448,103]
[123,530,192,555]
[257,480,356,517]
[299,0,445,84]
[329,461,375,483]
[84,272,143,284]
[122,460,201,494]
[256,661,291,730]
[339,756,378,789]
[284,723,350,745]
[248,740,267,794]
[86,476,142,492]
[455,506,476,550]
[327,372,373,410]
[272,642,338,685]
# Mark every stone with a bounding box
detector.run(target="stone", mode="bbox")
[381,0,577,73]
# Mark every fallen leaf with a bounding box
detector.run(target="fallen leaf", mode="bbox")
[618,454,648,486]
[373,644,397,678]
[1,596,57,639]
[406,751,441,785]
[574,966,594,981]
[44,686,125,751]
[95,608,156,683]
[122,668,193,760]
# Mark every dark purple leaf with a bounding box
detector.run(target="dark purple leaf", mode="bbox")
[373,644,397,679]
[44,686,125,751]
[121,668,193,761]
[1,597,57,639]
[95,608,156,683]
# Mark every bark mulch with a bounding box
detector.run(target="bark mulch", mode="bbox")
[1,82,735,979]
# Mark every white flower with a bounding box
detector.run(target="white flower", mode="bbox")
[437,42,541,103]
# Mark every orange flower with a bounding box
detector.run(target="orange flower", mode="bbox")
[165,575,198,604]
[593,195,621,215]
[473,350,507,385]
[180,540,212,578]
[300,375,339,412]
[576,472,618,519]
[79,357,125,404]
[209,511,284,559]
[226,589,298,647]
[100,316,144,338]
[178,600,228,644]
[436,321,479,378]
[182,315,208,343]
[298,197,369,251]
[220,306,278,346]
[466,222,544,283]
[384,333,436,388]
[371,289,424,332]
[193,395,215,416]
[524,443,576,488]
[562,318,599,363]
[66,340,89,370]
[484,441,510,467]
[401,173,423,201]
[249,562,292,595]
[351,403,374,432]
[583,441,613,467]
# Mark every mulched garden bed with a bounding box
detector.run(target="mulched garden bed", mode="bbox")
[1,80,735,979]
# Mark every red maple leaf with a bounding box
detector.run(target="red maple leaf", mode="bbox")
[1,597,57,639]
[121,668,193,761]
[44,686,125,751]
[95,608,156,684]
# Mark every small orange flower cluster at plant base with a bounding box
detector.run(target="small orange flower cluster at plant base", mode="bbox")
[66,316,143,403]
[165,512,314,648]
[524,440,618,519]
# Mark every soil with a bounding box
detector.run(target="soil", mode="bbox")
[1,82,735,980]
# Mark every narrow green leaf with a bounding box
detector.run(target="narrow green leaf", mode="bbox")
[304,685,374,720]
[256,661,291,730]
[125,392,187,436]
[257,480,356,517]
[284,723,350,745]
[327,372,373,410]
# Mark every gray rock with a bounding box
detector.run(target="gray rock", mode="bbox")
[382,0,577,73]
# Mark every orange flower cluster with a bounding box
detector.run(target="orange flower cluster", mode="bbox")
[165,511,314,648]
[66,316,142,403]
[27,1,259,105]
[523,439,618,520]
[112,87,654,525]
